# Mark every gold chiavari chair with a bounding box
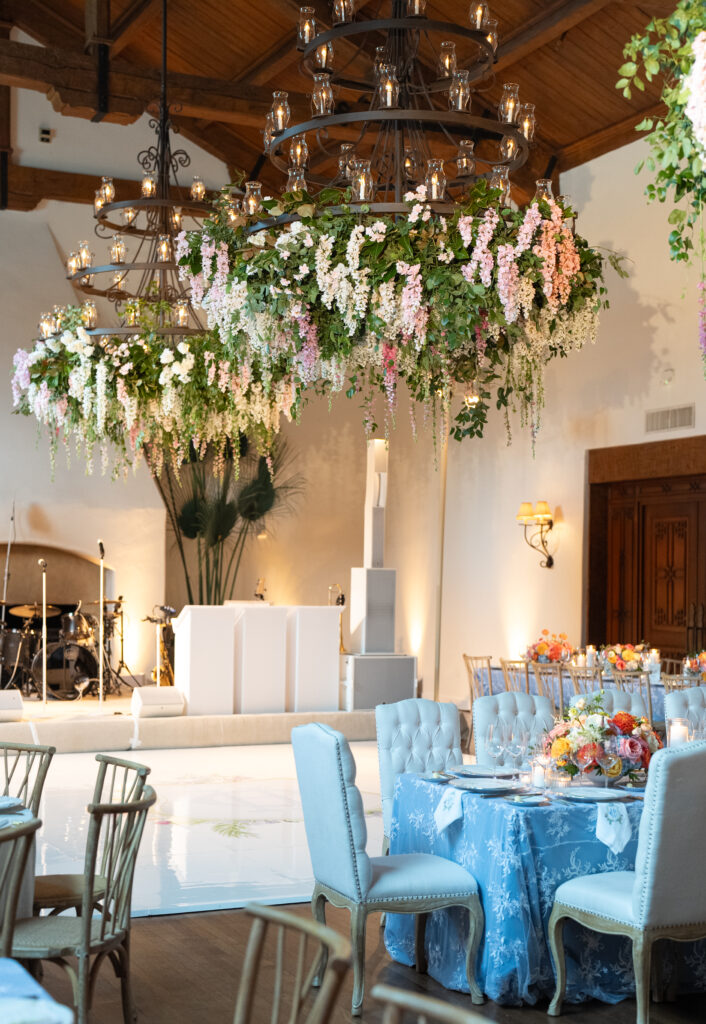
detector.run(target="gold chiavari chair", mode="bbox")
[567,666,604,697]
[661,657,683,676]
[500,659,530,694]
[613,670,654,725]
[662,674,694,694]
[462,655,493,750]
[532,662,565,718]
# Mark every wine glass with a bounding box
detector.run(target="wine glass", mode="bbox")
[575,746,595,783]
[597,737,621,788]
[506,724,530,779]
[485,723,507,780]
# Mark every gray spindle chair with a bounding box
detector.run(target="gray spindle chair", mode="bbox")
[233,903,351,1024]
[499,659,529,694]
[0,817,42,956]
[13,786,156,1024]
[372,983,487,1024]
[34,753,150,916]
[0,742,55,816]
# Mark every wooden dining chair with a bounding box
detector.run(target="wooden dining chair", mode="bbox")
[372,983,487,1023]
[0,817,42,957]
[531,662,565,718]
[567,666,603,696]
[33,753,151,916]
[233,903,351,1024]
[462,655,493,748]
[0,742,56,816]
[499,659,529,694]
[661,657,683,676]
[613,670,654,725]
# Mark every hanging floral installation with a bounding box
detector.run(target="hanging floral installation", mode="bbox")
[12,180,619,472]
[617,1,706,356]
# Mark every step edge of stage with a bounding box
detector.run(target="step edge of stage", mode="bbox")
[0,709,377,754]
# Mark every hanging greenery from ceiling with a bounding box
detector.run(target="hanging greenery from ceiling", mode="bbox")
[12,183,619,471]
[617,1,706,353]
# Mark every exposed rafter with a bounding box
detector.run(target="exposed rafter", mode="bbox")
[558,101,665,171]
[111,0,160,56]
[495,0,621,73]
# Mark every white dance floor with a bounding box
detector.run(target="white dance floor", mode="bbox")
[34,741,385,916]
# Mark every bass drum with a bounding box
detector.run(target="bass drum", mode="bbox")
[31,642,99,700]
[0,629,38,688]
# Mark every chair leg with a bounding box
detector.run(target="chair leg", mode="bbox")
[117,936,136,1024]
[311,887,328,988]
[350,904,367,1017]
[414,913,428,974]
[547,906,567,1017]
[464,898,485,1005]
[77,954,91,1024]
[380,837,390,929]
[632,934,652,1024]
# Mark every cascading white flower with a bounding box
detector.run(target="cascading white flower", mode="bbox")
[686,30,706,154]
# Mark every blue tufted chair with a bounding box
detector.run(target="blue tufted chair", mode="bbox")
[376,698,462,854]
[472,692,553,766]
[292,723,484,1016]
[664,684,706,723]
[569,688,648,720]
[547,741,706,1024]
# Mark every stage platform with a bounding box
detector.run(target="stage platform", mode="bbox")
[0,692,376,755]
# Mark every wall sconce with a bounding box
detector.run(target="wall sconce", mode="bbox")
[516,501,554,568]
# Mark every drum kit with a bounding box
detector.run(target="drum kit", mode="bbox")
[0,597,126,700]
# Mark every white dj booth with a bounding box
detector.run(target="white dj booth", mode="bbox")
[172,603,341,715]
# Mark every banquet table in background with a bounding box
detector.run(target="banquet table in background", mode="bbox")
[385,775,706,1006]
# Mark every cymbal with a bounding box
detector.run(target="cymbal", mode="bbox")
[87,598,123,606]
[10,603,61,619]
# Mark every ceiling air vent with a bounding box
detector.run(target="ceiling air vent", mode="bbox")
[645,404,695,433]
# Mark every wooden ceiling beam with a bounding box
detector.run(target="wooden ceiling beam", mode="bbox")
[0,38,312,127]
[110,0,160,57]
[0,0,82,49]
[494,0,616,74]
[4,161,192,211]
[557,101,665,172]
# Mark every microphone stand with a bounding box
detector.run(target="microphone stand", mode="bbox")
[98,541,105,705]
[39,559,47,704]
[1,502,15,628]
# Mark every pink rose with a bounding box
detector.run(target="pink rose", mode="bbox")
[619,736,644,763]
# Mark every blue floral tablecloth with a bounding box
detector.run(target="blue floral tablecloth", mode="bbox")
[385,775,706,1006]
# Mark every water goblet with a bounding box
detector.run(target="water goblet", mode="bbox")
[597,736,621,788]
[506,724,529,779]
[485,723,507,780]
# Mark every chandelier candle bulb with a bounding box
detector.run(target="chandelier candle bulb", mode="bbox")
[489,165,510,200]
[332,0,354,25]
[286,166,307,192]
[351,159,374,202]
[501,135,517,160]
[243,181,263,216]
[262,111,275,149]
[463,382,480,408]
[190,175,206,201]
[373,46,387,80]
[99,175,115,203]
[404,147,420,180]
[171,207,182,231]
[157,234,172,262]
[78,241,92,269]
[297,6,316,49]
[425,158,446,200]
[289,136,309,167]
[518,103,536,141]
[174,302,189,327]
[439,41,457,77]
[456,139,475,176]
[499,83,520,123]
[338,143,354,178]
[81,301,98,329]
[141,174,156,197]
[311,73,334,116]
[407,0,427,14]
[534,178,554,203]
[93,190,104,215]
[378,65,400,108]
[52,306,65,331]
[470,2,488,30]
[112,272,125,292]
[110,235,127,264]
[38,313,54,339]
[66,251,80,277]
[122,206,137,226]
[124,305,138,326]
[314,41,333,70]
[485,18,498,52]
[449,69,471,111]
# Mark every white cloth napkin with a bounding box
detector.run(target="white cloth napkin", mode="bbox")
[596,802,632,854]
[434,787,464,833]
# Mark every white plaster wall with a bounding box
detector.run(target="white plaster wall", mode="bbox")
[436,139,706,704]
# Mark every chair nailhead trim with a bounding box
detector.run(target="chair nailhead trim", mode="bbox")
[332,730,363,903]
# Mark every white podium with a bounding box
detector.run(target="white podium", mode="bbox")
[233,606,287,714]
[172,606,239,716]
[286,606,340,712]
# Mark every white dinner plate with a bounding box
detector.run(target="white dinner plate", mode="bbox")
[449,778,520,794]
[0,796,24,812]
[504,793,549,807]
[449,765,515,779]
[416,771,451,784]
[558,786,634,802]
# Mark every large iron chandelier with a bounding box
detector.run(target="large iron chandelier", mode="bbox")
[38,0,212,344]
[252,0,536,215]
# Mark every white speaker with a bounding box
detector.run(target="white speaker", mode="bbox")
[131,686,185,719]
[0,689,23,722]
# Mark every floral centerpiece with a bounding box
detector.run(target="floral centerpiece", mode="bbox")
[600,643,647,672]
[545,693,662,782]
[526,629,572,663]
[684,651,706,677]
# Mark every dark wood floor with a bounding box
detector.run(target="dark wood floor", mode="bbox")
[38,904,706,1023]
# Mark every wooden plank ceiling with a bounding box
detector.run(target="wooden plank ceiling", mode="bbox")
[0,0,674,210]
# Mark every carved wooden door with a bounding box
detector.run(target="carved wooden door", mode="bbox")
[641,501,700,654]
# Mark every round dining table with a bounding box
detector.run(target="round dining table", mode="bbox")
[385,773,706,1006]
